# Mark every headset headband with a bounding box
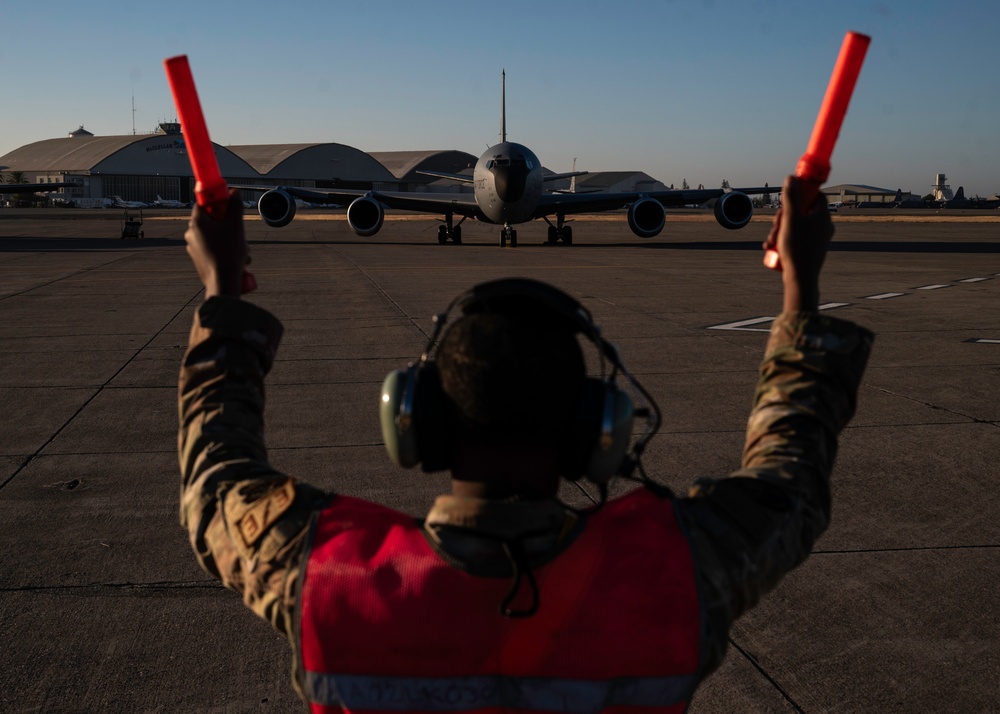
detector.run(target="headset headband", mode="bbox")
[422,278,617,374]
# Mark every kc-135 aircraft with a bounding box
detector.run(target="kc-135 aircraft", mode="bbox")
[243,72,775,247]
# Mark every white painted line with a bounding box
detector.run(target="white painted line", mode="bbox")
[707,315,775,332]
[865,292,906,300]
[707,302,851,332]
[958,277,990,283]
[970,339,1000,344]
[916,284,950,290]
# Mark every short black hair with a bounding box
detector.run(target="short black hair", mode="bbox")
[436,310,585,445]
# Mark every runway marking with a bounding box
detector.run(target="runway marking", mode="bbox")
[915,284,951,290]
[865,292,906,300]
[706,315,774,332]
[706,303,850,332]
[966,339,1000,345]
[958,277,990,283]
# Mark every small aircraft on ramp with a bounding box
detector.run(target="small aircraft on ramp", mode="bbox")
[242,72,776,247]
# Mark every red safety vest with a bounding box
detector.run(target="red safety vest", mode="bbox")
[298,488,701,713]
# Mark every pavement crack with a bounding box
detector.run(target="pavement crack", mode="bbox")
[1,579,221,593]
[0,286,204,493]
[862,382,986,424]
[815,543,1000,555]
[728,636,806,713]
[0,252,139,301]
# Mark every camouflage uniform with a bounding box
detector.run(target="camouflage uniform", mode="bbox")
[179,296,872,702]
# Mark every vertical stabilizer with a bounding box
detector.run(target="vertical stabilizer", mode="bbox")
[570,158,577,193]
[500,70,506,144]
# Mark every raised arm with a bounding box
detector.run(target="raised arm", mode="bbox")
[178,193,324,639]
[679,176,874,675]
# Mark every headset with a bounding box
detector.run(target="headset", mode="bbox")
[379,278,662,490]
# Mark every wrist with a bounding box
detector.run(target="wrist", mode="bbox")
[204,269,244,299]
[782,276,819,313]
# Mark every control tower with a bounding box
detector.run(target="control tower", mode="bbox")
[931,173,954,201]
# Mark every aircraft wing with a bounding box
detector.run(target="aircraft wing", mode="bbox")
[233,184,484,219]
[415,170,474,184]
[1,182,76,193]
[543,171,588,182]
[371,190,482,217]
[532,185,777,218]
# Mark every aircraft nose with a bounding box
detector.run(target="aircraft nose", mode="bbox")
[493,165,529,203]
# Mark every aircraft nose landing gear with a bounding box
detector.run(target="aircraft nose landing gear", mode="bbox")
[500,223,517,248]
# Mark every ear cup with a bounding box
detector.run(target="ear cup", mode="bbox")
[379,363,455,472]
[380,368,418,468]
[411,363,455,473]
[584,387,634,485]
[565,379,634,483]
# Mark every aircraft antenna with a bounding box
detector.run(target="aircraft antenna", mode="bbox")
[131,84,137,135]
[500,69,506,143]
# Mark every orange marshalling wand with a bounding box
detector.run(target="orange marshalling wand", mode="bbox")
[163,54,257,293]
[764,31,870,271]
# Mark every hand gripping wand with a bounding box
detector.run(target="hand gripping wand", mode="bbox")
[163,55,257,293]
[764,31,870,271]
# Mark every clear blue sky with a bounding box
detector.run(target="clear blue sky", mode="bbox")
[3,1,998,196]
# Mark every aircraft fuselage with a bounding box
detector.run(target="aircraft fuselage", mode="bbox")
[473,141,543,225]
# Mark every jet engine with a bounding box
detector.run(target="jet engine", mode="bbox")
[347,196,385,237]
[627,197,666,238]
[711,191,754,230]
[258,189,297,228]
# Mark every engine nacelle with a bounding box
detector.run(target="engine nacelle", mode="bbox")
[626,197,666,238]
[347,196,385,237]
[258,189,297,228]
[712,191,753,230]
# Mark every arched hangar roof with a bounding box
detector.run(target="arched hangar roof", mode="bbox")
[227,143,395,182]
[0,133,257,177]
[368,150,477,181]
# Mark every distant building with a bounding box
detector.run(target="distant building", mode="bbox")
[572,171,667,194]
[0,125,478,206]
[820,183,905,205]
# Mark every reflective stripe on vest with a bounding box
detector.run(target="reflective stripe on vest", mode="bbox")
[303,672,699,712]
[299,489,701,713]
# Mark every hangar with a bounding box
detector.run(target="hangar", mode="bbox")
[0,124,480,207]
[821,183,907,205]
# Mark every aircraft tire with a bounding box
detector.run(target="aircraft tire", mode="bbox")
[563,226,573,245]
[547,226,558,244]
[453,226,462,244]
[500,232,507,248]
[511,230,517,248]
[438,226,447,244]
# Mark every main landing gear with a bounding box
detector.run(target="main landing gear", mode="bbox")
[500,223,518,248]
[437,213,465,244]
[543,214,573,245]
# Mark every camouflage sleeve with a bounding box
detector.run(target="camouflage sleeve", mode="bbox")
[677,311,874,676]
[178,297,326,641]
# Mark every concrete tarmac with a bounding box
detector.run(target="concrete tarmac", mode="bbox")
[1,209,998,712]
